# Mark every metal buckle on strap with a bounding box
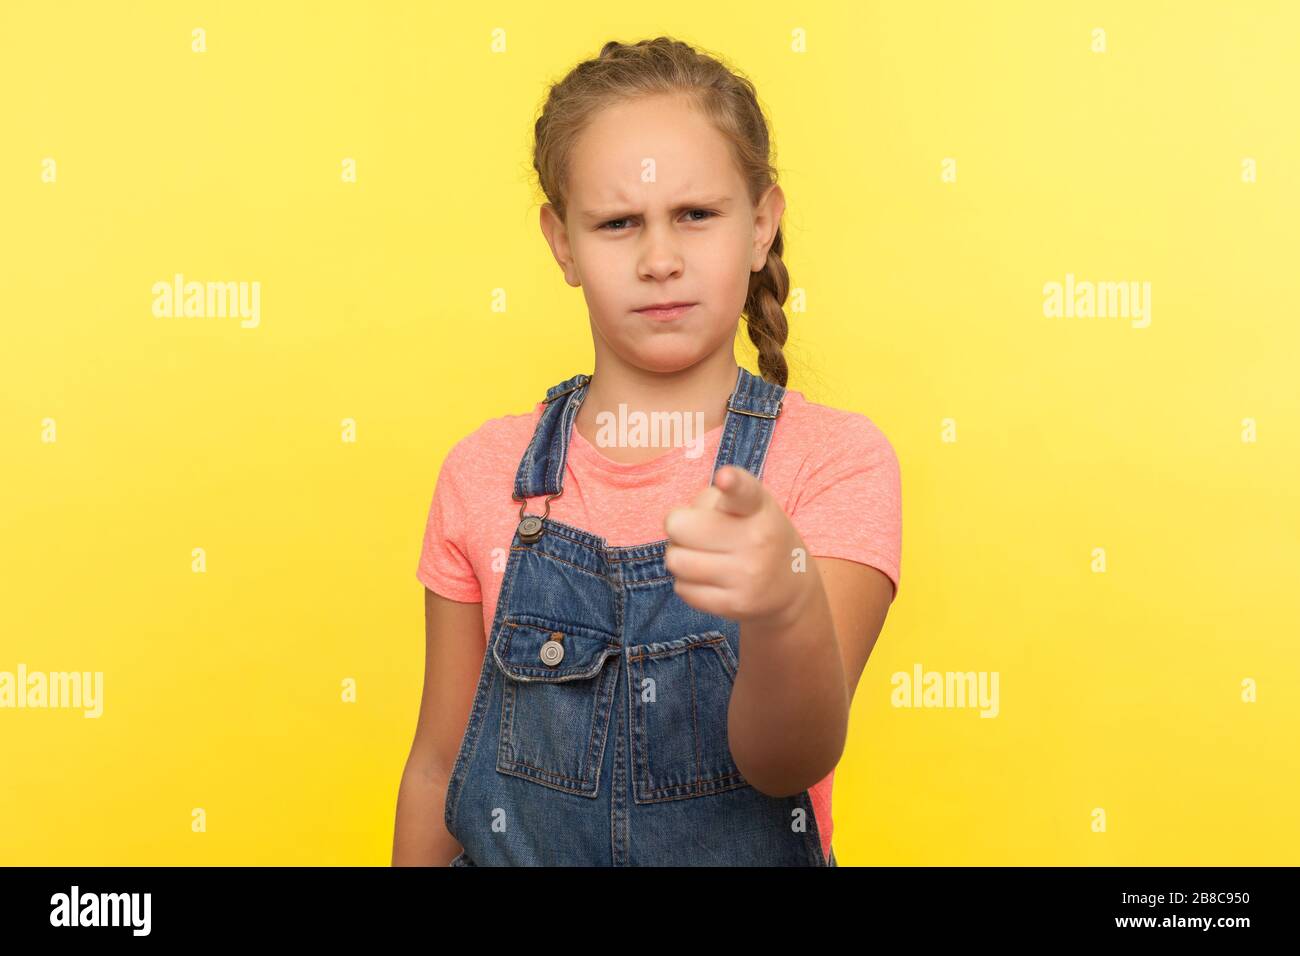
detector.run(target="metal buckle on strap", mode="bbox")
[725,396,783,419]
[543,374,592,404]
[513,489,562,519]
[512,489,562,544]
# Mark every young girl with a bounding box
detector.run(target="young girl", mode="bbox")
[394,37,900,867]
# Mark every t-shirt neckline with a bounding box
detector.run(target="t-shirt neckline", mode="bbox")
[567,418,725,475]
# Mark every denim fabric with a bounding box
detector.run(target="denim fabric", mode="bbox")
[443,366,831,866]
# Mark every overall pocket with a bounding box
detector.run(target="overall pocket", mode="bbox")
[492,613,621,797]
[626,630,750,804]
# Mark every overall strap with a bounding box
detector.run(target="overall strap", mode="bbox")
[711,365,786,484]
[513,373,591,502]
[512,367,786,504]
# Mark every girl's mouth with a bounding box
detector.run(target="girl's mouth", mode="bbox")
[635,303,695,320]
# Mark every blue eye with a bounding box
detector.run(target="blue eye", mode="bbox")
[599,209,716,231]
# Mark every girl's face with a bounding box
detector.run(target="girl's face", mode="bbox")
[540,93,784,375]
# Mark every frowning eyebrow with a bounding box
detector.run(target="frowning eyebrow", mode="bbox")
[579,196,734,222]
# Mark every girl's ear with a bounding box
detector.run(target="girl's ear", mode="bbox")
[751,184,786,271]
[539,202,582,288]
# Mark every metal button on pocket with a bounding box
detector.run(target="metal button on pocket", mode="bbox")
[539,632,565,666]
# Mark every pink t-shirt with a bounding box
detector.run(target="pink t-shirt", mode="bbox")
[417,385,902,863]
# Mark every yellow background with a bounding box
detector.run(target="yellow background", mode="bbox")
[2,1,1297,865]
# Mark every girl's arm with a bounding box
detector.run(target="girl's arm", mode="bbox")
[391,588,485,866]
[663,465,894,797]
[730,557,894,796]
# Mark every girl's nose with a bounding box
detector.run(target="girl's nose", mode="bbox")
[638,231,684,280]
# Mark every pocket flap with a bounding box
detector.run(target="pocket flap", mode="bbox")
[492,614,620,682]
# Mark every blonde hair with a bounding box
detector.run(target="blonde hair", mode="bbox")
[532,36,791,387]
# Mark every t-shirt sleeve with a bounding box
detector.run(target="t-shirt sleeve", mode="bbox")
[789,412,901,602]
[416,438,484,603]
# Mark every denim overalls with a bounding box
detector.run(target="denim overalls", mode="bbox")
[443,365,836,866]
